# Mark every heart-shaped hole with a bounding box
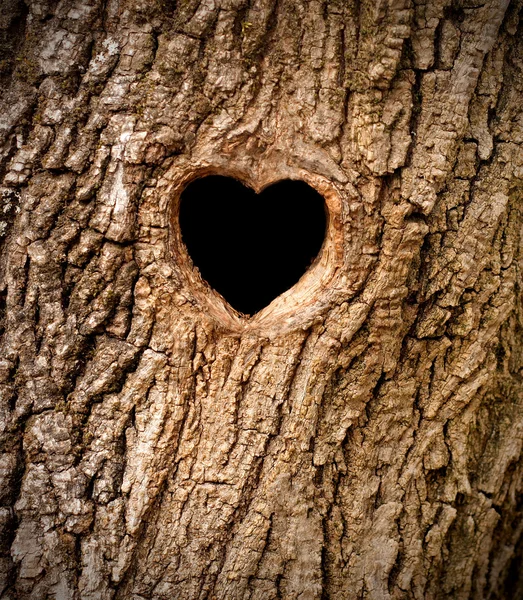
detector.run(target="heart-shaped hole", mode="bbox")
[179,175,327,315]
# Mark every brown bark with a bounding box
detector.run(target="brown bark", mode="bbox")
[0,0,522,598]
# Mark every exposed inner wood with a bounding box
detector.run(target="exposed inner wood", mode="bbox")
[170,166,345,332]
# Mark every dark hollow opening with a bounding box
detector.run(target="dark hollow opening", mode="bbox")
[179,175,327,315]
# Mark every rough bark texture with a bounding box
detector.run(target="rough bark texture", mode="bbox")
[1,0,523,598]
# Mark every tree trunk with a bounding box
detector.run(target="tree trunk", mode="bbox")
[1,0,523,598]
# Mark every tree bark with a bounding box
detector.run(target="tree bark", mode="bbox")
[1,0,523,598]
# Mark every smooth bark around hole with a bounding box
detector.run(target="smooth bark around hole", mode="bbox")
[178,176,327,315]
